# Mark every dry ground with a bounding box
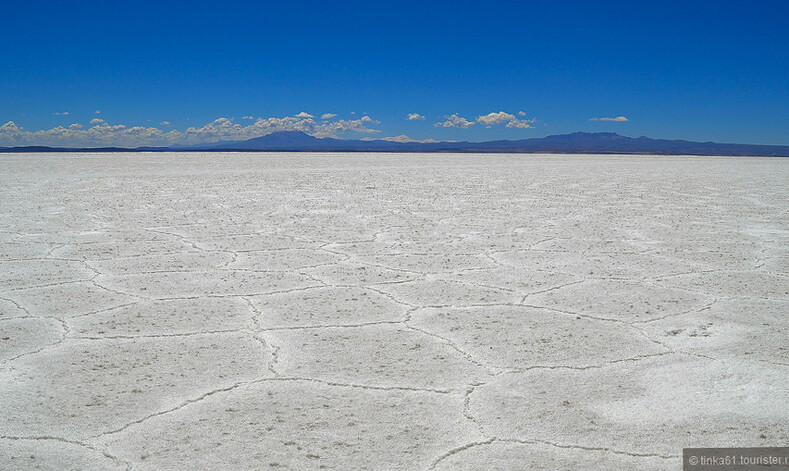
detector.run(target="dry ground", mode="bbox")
[1,152,787,470]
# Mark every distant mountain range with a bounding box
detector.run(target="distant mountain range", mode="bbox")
[2,131,789,157]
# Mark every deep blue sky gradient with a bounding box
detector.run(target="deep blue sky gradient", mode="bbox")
[2,0,788,144]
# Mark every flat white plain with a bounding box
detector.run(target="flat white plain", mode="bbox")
[1,152,787,470]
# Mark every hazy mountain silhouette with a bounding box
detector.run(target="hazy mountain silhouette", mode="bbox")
[211,131,789,156]
[3,131,789,156]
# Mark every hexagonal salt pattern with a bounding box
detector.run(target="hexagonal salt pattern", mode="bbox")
[1,152,787,470]
[431,440,673,471]
[248,285,411,328]
[639,297,789,365]
[0,438,128,471]
[268,324,490,390]
[0,317,65,361]
[98,380,483,471]
[522,278,712,322]
[68,297,255,338]
[408,305,665,369]
[468,356,789,457]
[0,333,273,440]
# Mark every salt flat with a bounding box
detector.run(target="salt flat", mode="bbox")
[1,152,787,470]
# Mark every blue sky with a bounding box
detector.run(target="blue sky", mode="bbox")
[2,0,788,147]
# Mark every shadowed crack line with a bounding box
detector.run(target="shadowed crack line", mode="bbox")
[118,284,325,302]
[93,381,257,440]
[347,285,419,309]
[500,351,676,373]
[519,279,587,301]
[77,250,204,263]
[88,279,150,302]
[93,375,455,442]
[145,227,204,252]
[219,249,239,269]
[367,277,421,286]
[407,302,524,310]
[66,302,143,320]
[346,259,434,278]
[0,435,134,471]
[0,295,33,316]
[72,329,246,341]
[44,243,66,258]
[0,256,90,263]
[403,324,496,372]
[1,331,68,365]
[241,296,263,331]
[246,331,280,376]
[77,259,103,277]
[481,251,509,269]
[632,300,717,325]
[649,267,719,281]
[432,276,517,293]
[50,248,195,263]
[2,278,96,293]
[756,358,789,368]
[256,319,407,332]
[462,381,487,436]
[214,267,316,275]
[267,376,456,394]
[428,438,497,470]
[630,325,676,353]
[497,437,679,460]
[519,303,629,324]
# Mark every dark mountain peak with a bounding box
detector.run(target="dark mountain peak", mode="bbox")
[4,130,788,156]
[580,132,625,139]
[218,130,335,150]
[201,130,789,156]
[245,130,319,144]
[539,131,627,143]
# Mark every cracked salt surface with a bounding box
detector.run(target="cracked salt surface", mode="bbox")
[1,152,788,470]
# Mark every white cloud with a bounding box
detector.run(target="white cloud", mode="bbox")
[476,111,517,126]
[590,116,629,122]
[0,121,172,147]
[434,114,475,129]
[518,111,526,116]
[361,135,440,143]
[160,121,171,126]
[475,111,534,129]
[0,120,172,147]
[0,121,23,140]
[312,116,380,137]
[242,116,255,120]
[406,113,425,121]
[294,111,314,118]
[95,110,101,114]
[382,135,419,143]
[52,111,69,116]
[180,117,245,143]
[506,120,534,129]
[321,113,337,119]
[1,121,20,131]
[180,115,380,142]
[0,113,383,147]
